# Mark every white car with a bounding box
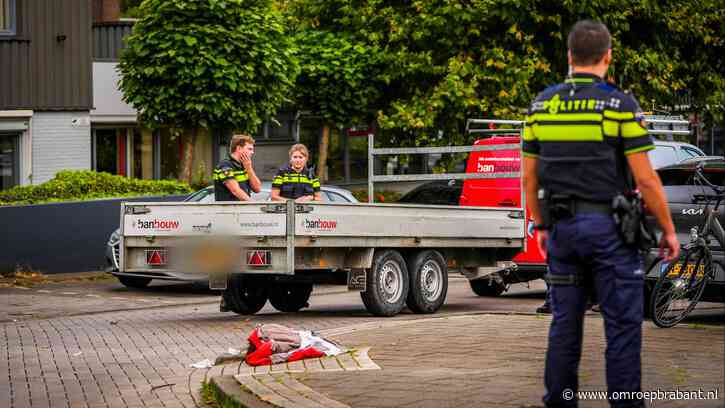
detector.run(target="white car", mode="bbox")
[648,140,705,169]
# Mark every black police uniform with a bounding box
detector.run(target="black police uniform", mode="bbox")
[213,157,251,201]
[272,164,321,199]
[523,73,653,408]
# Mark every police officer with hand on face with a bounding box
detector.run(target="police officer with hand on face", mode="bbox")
[522,20,680,408]
[213,134,262,202]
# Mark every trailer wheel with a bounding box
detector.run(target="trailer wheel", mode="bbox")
[406,250,448,314]
[469,278,506,296]
[222,275,268,315]
[118,276,152,289]
[361,250,409,316]
[269,283,313,312]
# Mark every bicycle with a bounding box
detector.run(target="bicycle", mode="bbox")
[650,162,725,328]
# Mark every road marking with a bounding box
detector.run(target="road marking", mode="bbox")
[36,290,52,293]
[61,292,78,295]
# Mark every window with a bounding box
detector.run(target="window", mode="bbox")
[93,129,121,175]
[680,146,703,160]
[0,133,19,190]
[256,111,297,142]
[0,0,16,36]
[648,146,678,169]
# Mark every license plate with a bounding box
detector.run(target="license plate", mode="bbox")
[247,250,271,267]
[665,262,705,279]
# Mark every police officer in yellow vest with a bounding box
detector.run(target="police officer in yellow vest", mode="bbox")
[214,134,262,202]
[522,20,680,407]
[271,144,322,202]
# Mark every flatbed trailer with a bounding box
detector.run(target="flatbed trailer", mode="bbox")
[120,199,524,316]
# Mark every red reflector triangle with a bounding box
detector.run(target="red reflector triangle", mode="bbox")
[148,250,163,265]
[251,252,264,265]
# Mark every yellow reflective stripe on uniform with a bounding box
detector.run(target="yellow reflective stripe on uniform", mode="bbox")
[620,121,648,138]
[533,113,603,122]
[272,176,284,186]
[603,110,635,121]
[523,125,536,142]
[312,180,321,189]
[213,169,247,181]
[602,120,619,137]
[625,144,655,155]
[533,124,603,142]
[278,175,315,184]
[522,151,539,158]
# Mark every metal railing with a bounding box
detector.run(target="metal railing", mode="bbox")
[366,119,525,206]
[644,116,691,137]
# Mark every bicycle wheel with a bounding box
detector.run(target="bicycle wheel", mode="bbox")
[650,245,712,328]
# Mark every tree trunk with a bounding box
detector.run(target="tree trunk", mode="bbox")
[317,124,330,183]
[179,127,197,184]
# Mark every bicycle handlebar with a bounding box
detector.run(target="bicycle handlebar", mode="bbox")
[695,163,724,195]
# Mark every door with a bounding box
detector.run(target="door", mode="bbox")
[0,132,19,190]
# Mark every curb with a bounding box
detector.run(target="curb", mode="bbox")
[208,348,379,408]
[209,375,272,408]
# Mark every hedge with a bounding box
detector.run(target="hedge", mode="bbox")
[0,170,193,206]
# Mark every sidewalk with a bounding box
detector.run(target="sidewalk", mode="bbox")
[213,313,724,408]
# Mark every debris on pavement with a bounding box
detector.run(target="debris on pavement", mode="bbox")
[245,324,345,366]
[189,359,214,369]
[213,347,245,366]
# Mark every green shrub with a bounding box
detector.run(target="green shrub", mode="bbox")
[352,190,402,203]
[0,170,193,206]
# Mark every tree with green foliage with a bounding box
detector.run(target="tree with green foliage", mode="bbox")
[287,0,724,154]
[291,28,386,180]
[119,0,298,182]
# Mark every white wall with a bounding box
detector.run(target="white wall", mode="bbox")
[32,112,91,184]
[91,62,137,123]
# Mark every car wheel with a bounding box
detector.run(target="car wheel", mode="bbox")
[406,250,448,314]
[360,250,409,317]
[222,275,268,315]
[118,276,152,289]
[469,278,506,296]
[268,283,313,312]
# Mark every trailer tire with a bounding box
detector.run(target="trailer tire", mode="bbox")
[361,250,409,317]
[118,276,152,289]
[223,275,268,315]
[469,278,506,296]
[406,250,448,314]
[269,283,313,312]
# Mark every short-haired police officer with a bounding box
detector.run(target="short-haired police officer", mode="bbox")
[214,134,262,202]
[522,20,680,408]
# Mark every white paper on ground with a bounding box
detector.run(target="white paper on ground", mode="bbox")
[189,359,213,369]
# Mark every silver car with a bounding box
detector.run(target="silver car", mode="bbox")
[106,183,358,288]
[648,140,705,169]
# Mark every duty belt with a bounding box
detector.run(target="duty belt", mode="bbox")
[570,200,612,215]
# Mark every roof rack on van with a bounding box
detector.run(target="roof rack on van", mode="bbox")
[465,119,524,136]
[643,115,691,137]
[366,119,524,208]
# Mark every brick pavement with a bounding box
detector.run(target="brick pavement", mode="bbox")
[285,314,724,408]
[0,291,443,408]
[1,279,722,408]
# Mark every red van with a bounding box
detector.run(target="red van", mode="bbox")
[460,136,547,296]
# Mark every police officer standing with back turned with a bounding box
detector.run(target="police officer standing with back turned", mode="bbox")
[522,20,680,408]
